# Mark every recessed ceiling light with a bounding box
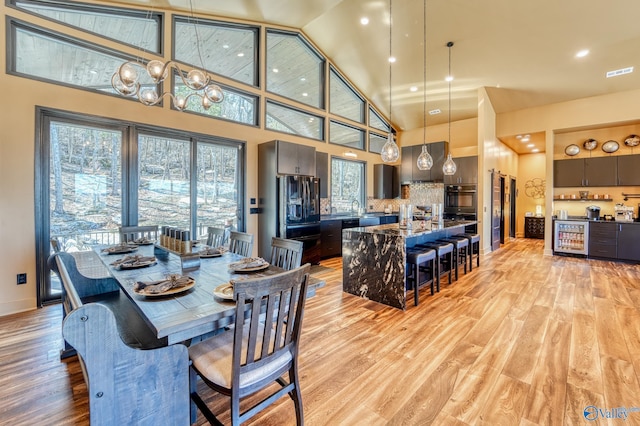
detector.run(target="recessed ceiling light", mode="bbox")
[222,44,229,49]
[360,17,369,25]
[532,148,540,153]
[516,135,522,139]
[237,53,244,57]
[429,109,441,115]
[302,93,308,97]
[521,137,530,142]
[445,75,453,82]
[606,66,634,78]
[410,86,418,92]
[300,77,306,82]
[576,49,590,58]
[389,56,396,63]
[527,143,534,148]
[272,68,279,73]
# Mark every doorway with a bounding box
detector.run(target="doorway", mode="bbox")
[510,177,517,239]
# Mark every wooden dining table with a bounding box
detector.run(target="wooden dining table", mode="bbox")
[95,244,323,345]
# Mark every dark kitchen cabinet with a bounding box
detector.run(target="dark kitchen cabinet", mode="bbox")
[316,151,328,198]
[401,142,448,183]
[617,155,640,186]
[374,164,399,199]
[271,140,316,176]
[617,223,640,261]
[589,221,617,259]
[320,220,342,258]
[379,215,398,224]
[554,157,617,187]
[444,156,478,184]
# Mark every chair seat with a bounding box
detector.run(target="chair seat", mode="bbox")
[189,324,292,390]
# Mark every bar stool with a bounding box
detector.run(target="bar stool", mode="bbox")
[416,241,454,287]
[406,247,437,306]
[462,233,480,270]
[438,236,469,280]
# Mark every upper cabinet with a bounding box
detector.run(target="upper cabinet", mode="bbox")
[373,164,399,199]
[617,155,640,186]
[273,140,316,176]
[554,157,617,187]
[444,156,478,184]
[400,142,448,183]
[316,151,328,198]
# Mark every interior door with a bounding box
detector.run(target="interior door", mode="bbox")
[491,170,502,251]
[510,177,517,238]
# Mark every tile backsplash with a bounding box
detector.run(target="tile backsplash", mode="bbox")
[321,182,444,214]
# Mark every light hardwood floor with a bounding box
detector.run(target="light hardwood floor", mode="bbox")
[2,238,640,425]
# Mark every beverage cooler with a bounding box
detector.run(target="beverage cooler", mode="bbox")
[554,220,589,255]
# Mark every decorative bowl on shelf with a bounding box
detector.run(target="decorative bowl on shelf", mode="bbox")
[564,144,580,156]
[579,191,589,199]
[624,134,640,147]
[602,140,619,153]
[583,138,598,150]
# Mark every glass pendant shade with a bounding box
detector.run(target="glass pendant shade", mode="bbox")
[442,153,457,175]
[416,144,433,170]
[381,132,400,163]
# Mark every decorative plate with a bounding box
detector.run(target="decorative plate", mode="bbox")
[624,134,640,147]
[602,140,620,153]
[583,139,598,150]
[133,276,195,297]
[564,144,580,156]
[118,260,156,269]
[229,258,270,273]
[102,245,137,255]
[213,282,234,300]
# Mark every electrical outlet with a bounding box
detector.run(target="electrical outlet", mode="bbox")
[17,273,27,285]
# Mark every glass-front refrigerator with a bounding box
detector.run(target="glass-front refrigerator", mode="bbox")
[554,220,589,255]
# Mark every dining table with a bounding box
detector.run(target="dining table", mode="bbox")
[94,243,323,345]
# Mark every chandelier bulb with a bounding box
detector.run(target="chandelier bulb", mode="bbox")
[117,62,139,86]
[187,69,208,90]
[146,60,168,83]
[139,88,159,106]
[204,84,224,103]
[174,95,187,110]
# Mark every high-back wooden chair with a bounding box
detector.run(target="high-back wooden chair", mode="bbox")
[119,225,159,244]
[62,303,190,426]
[228,231,254,257]
[270,237,304,270]
[188,264,310,425]
[206,226,227,247]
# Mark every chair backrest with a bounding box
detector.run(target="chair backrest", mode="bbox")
[231,264,310,392]
[269,237,304,270]
[206,226,227,247]
[228,231,254,257]
[62,303,190,426]
[119,225,159,243]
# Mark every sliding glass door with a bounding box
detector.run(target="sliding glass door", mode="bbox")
[36,110,244,305]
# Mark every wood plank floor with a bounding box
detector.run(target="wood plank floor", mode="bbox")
[2,238,640,425]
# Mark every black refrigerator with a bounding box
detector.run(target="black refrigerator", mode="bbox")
[277,176,321,265]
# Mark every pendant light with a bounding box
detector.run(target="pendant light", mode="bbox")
[381,0,400,163]
[442,41,457,176]
[416,0,433,171]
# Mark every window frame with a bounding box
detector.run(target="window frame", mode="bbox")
[265,99,325,142]
[329,66,365,124]
[329,120,365,151]
[8,0,164,54]
[172,15,260,88]
[330,156,366,214]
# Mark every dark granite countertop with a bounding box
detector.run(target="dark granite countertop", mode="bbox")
[320,212,398,221]
[343,220,475,238]
[554,216,640,224]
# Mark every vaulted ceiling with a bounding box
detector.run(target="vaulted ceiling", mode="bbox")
[102,0,640,141]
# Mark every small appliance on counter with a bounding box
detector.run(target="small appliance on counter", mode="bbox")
[614,204,634,222]
[585,205,600,220]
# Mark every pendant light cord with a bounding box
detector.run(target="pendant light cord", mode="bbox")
[389,0,393,131]
[422,0,426,144]
[447,41,453,145]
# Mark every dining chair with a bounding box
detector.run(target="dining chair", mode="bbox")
[228,231,254,257]
[188,264,311,425]
[119,225,159,243]
[206,226,227,247]
[270,237,304,270]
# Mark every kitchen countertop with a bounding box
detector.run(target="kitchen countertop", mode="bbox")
[320,212,398,221]
[553,216,640,223]
[344,220,475,238]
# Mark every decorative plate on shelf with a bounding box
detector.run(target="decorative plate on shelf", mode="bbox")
[602,140,620,153]
[583,138,598,150]
[564,144,580,156]
[624,134,640,147]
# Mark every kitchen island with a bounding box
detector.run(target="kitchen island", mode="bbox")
[342,220,476,310]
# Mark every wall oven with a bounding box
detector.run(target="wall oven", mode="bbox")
[444,184,477,215]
